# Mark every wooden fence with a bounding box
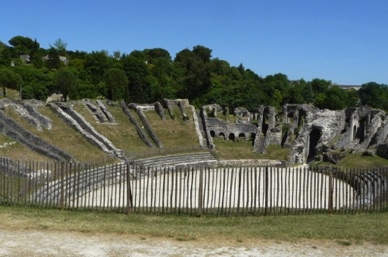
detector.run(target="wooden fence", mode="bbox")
[0,160,387,215]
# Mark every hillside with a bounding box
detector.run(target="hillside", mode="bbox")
[0,93,388,169]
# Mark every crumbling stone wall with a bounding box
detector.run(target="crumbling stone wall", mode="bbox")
[50,102,122,158]
[130,103,163,149]
[0,107,72,162]
[120,101,154,148]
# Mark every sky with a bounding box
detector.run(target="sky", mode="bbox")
[2,0,388,85]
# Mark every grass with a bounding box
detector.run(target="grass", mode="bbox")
[72,102,150,153]
[212,138,289,161]
[337,152,388,169]
[0,133,50,162]
[3,105,112,163]
[0,205,387,244]
[143,107,200,148]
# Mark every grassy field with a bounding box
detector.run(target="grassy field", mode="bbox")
[0,205,387,244]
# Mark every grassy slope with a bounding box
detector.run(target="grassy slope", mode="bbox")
[143,106,200,149]
[2,105,111,163]
[0,133,50,162]
[0,91,387,167]
[72,102,150,154]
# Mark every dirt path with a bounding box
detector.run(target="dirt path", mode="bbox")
[0,229,386,257]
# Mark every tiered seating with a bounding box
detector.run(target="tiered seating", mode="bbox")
[134,152,217,170]
[31,163,127,206]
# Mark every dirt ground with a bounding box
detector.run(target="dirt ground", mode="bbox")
[0,229,386,257]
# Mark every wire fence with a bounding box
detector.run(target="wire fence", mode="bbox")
[0,159,387,215]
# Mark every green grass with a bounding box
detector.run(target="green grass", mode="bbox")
[3,105,112,163]
[212,138,289,161]
[72,102,150,153]
[0,206,387,244]
[337,152,388,169]
[0,133,50,161]
[143,107,200,149]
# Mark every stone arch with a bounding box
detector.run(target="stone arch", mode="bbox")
[228,133,235,141]
[307,128,322,162]
[219,132,226,139]
[210,130,216,137]
[238,133,246,140]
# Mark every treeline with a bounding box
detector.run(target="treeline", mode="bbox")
[0,35,387,111]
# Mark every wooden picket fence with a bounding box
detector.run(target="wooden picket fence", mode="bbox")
[0,159,387,215]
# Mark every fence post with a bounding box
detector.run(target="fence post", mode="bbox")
[328,167,334,214]
[264,166,269,216]
[126,163,133,214]
[198,167,203,216]
[60,162,65,210]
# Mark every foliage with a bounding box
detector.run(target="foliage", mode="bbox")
[54,68,78,101]
[0,67,23,97]
[0,35,387,111]
[103,68,128,100]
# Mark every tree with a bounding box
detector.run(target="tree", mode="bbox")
[52,38,67,56]
[121,55,151,103]
[0,67,23,97]
[8,36,35,56]
[45,47,62,70]
[0,45,12,66]
[359,82,388,110]
[103,68,128,100]
[174,46,213,104]
[12,65,53,100]
[54,68,78,101]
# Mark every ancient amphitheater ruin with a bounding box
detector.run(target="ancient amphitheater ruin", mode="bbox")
[0,98,387,214]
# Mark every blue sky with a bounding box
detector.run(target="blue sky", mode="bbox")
[2,0,388,85]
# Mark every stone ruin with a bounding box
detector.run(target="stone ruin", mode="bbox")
[0,96,388,166]
[202,103,388,165]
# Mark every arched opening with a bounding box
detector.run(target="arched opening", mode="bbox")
[219,132,226,139]
[210,130,215,137]
[355,118,366,143]
[251,133,256,146]
[228,133,235,141]
[298,109,307,128]
[308,128,322,163]
[287,112,295,123]
[238,133,246,140]
[262,108,270,136]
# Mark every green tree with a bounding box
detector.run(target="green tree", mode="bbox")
[0,44,12,66]
[359,82,388,110]
[84,51,111,86]
[103,68,128,100]
[52,38,67,56]
[45,47,62,70]
[0,67,23,97]
[121,55,152,103]
[13,65,53,100]
[54,68,78,101]
[8,36,35,56]
[174,45,213,105]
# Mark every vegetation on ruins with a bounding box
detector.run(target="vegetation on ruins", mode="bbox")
[0,35,387,111]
